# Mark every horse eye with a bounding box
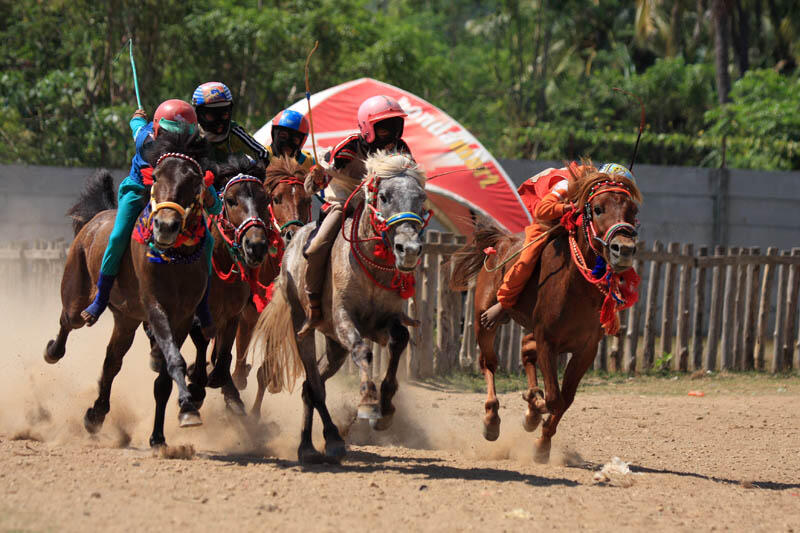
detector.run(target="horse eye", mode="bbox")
[226,197,237,206]
[594,206,603,216]
[273,195,282,205]
[379,193,388,203]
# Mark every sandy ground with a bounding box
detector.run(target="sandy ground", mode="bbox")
[2,296,800,532]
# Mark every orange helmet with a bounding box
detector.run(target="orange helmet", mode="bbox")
[153,99,198,138]
[357,95,407,144]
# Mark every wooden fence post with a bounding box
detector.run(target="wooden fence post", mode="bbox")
[755,248,778,371]
[623,247,645,374]
[458,288,475,369]
[719,247,740,370]
[742,247,761,370]
[781,248,800,370]
[659,242,679,368]
[418,230,440,378]
[642,241,663,370]
[732,248,749,369]
[434,233,453,374]
[675,243,693,371]
[704,245,726,371]
[772,250,789,373]
[690,246,708,370]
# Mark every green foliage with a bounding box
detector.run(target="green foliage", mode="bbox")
[0,0,798,170]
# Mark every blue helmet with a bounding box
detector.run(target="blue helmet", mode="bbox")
[599,162,636,183]
[271,109,309,157]
[191,82,233,107]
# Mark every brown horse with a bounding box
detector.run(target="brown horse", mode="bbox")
[246,151,426,463]
[149,153,276,416]
[230,155,313,391]
[451,164,641,463]
[44,130,213,447]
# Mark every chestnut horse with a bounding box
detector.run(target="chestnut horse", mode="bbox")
[44,130,213,447]
[231,155,314,391]
[246,151,426,463]
[451,164,641,463]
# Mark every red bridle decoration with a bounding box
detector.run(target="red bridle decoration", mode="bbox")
[267,177,311,233]
[560,182,640,335]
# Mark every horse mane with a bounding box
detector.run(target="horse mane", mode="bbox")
[143,128,211,170]
[364,150,426,187]
[67,169,117,236]
[213,153,266,190]
[264,155,305,192]
[567,158,642,208]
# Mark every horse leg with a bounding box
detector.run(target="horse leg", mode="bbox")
[477,319,501,441]
[149,364,173,448]
[370,319,409,431]
[84,313,139,434]
[520,332,544,432]
[232,305,256,390]
[532,337,564,464]
[45,248,92,364]
[333,313,379,420]
[209,318,247,416]
[145,304,200,427]
[45,309,81,364]
[535,345,597,464]
[187,320,209,409]
[249,363,268,420]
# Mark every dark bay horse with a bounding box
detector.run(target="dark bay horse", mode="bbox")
[451,164,641,463]
[231,156,313,391]
[246,151,426,463]
[44,130,214,447]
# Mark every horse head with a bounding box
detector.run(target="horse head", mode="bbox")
[216,154,271,268]
[363,152,428,272]
[571,166,642,273]
[265,155,313,243]
[148,153,207,249]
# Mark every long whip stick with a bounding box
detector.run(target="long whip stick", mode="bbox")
[129,39,142,110]
[612,87,645,171]
[304,41,320,164]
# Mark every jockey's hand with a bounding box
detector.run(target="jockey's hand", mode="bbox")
[304,164,328,194]
[132,108,148,121]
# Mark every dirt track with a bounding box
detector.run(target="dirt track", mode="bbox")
[2,299,800,532]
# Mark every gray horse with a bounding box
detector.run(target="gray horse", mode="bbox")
[246,151,427,464]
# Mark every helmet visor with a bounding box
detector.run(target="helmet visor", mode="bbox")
[197,104,232,136]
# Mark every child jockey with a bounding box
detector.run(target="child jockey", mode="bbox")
[192,81,269,165]
[267,108,315,172]
[81,100,222,338]
[300,95,413,334]
[480,162,636,329]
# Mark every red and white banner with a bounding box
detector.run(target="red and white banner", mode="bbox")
[254,78,531,234]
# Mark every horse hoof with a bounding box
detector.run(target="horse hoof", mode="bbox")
[534,439,551,464]
[231,367,250,391]
[225,397,247,417]
[482,421,500,441]
[44,340,64,364]
[188,384,206,410]
[324,440,347,462]
[297,446,326,465]
[149,436,166,449]
[523,411,542,433]
[369,413,394,431]
[178,410,202,428]
[83,410,104,434]
[357,404,381,420]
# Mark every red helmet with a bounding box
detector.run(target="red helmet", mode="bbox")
[153,99,198,138]
[357,95,407,144]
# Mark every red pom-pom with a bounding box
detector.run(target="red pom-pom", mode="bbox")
[140,166,154,186]
[483,246,497,256]
[203,170,215,188]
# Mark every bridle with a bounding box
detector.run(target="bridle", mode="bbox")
[147,152,206,232]
[216,173,270,250]
[267,176,310,234]
[581,180,638,255]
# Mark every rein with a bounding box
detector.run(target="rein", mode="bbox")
[146,152,207,233]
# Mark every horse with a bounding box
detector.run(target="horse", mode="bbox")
[44,130,215,447]
[230,155,313,391]
[450,163,641,463]
[148,153,278,417]
[245,151,427,463]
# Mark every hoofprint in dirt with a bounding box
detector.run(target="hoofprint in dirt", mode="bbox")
[2,377,800,532]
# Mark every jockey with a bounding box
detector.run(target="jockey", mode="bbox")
[480,162,637,329]
[81,100,222,337]
[267,108,315,171]
[192,81,269,165]
[299,94,412,335]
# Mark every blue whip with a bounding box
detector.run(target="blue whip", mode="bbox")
[129,39,142,109]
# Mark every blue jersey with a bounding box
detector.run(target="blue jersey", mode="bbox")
[128,117,154,185]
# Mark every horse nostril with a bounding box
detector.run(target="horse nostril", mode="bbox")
[610,243,620,254]
[245,239,267,259]
[395,243,404,254]
[285,231,294,242]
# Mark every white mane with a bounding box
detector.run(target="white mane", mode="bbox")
[364,150,426,187]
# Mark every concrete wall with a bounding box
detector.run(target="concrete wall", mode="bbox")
[500,159,800,250]
[2,162,799,249]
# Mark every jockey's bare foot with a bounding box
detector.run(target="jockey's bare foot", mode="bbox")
[80,310,98,327]
[480,302,507,330]
[297,302,322,338]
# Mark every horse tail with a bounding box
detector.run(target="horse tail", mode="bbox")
[245,276,304,393]
[67,169,117,236]
[449,220,512,291]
